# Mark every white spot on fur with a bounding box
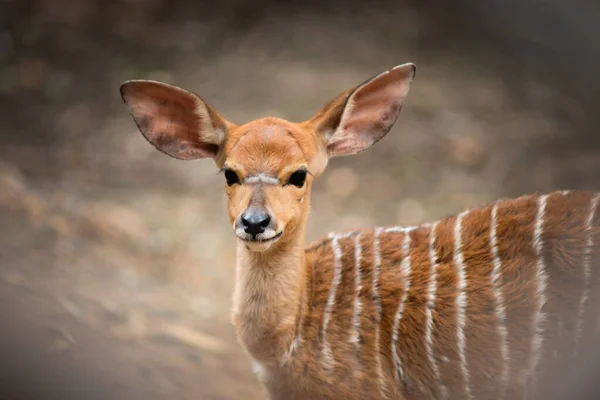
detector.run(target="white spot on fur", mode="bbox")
[454,210,472,400]
[490,202,510,397]
[252,359,268,383]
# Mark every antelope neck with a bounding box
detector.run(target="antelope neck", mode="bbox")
[232,228,308,362]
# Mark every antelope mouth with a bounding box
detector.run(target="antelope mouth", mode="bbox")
[234,226,283,243]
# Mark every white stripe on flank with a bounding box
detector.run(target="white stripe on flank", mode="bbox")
[322,233,344,369]
[384,225,418,233]
[373,227,388,398]
[490,202,510,396]
[283,335,301,365]
[328,230,357,240]
[391,228,416,386]
[350,232,363,345]
[575,194,600,352]
[454,211,472,400]
[282,296,305,366]
[531,194,549,382]
[426,222,447,398]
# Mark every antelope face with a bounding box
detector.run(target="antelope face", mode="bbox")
[220,119,323,252]
[120,63,416,253]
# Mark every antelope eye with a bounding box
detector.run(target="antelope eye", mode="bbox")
[287,169,307,188]
[224,169,240,186]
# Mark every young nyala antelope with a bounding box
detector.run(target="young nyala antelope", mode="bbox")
[120,63,600,400]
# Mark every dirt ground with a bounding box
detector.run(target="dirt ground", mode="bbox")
[1,1,600,399]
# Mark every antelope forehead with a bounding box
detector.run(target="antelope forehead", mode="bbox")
[231,119,314,154]
[227,129,308,175]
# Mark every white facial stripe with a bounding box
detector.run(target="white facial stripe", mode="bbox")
[244,174,280,185]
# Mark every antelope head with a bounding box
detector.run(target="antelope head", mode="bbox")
[120,63,416,253]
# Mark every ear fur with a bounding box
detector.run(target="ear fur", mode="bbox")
[120,80,233,161]
[308,63,416,158]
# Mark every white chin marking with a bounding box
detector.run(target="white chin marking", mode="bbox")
[235,227,281,252]
[243,239,275,252]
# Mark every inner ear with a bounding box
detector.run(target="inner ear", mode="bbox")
[120,80,234,161]
[308,63,416,158]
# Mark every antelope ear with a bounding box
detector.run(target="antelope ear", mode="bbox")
[308,63,416,158]
[120,80,233,161]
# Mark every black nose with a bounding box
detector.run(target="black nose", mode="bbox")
[241,209,271,236]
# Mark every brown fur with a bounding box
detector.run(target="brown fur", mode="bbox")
[120,64,600,399]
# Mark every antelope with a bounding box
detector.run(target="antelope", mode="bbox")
[120,63,600,400]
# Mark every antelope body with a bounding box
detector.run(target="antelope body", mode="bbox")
[120,63,600,400]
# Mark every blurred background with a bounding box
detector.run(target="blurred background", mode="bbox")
[1,0,599,399]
